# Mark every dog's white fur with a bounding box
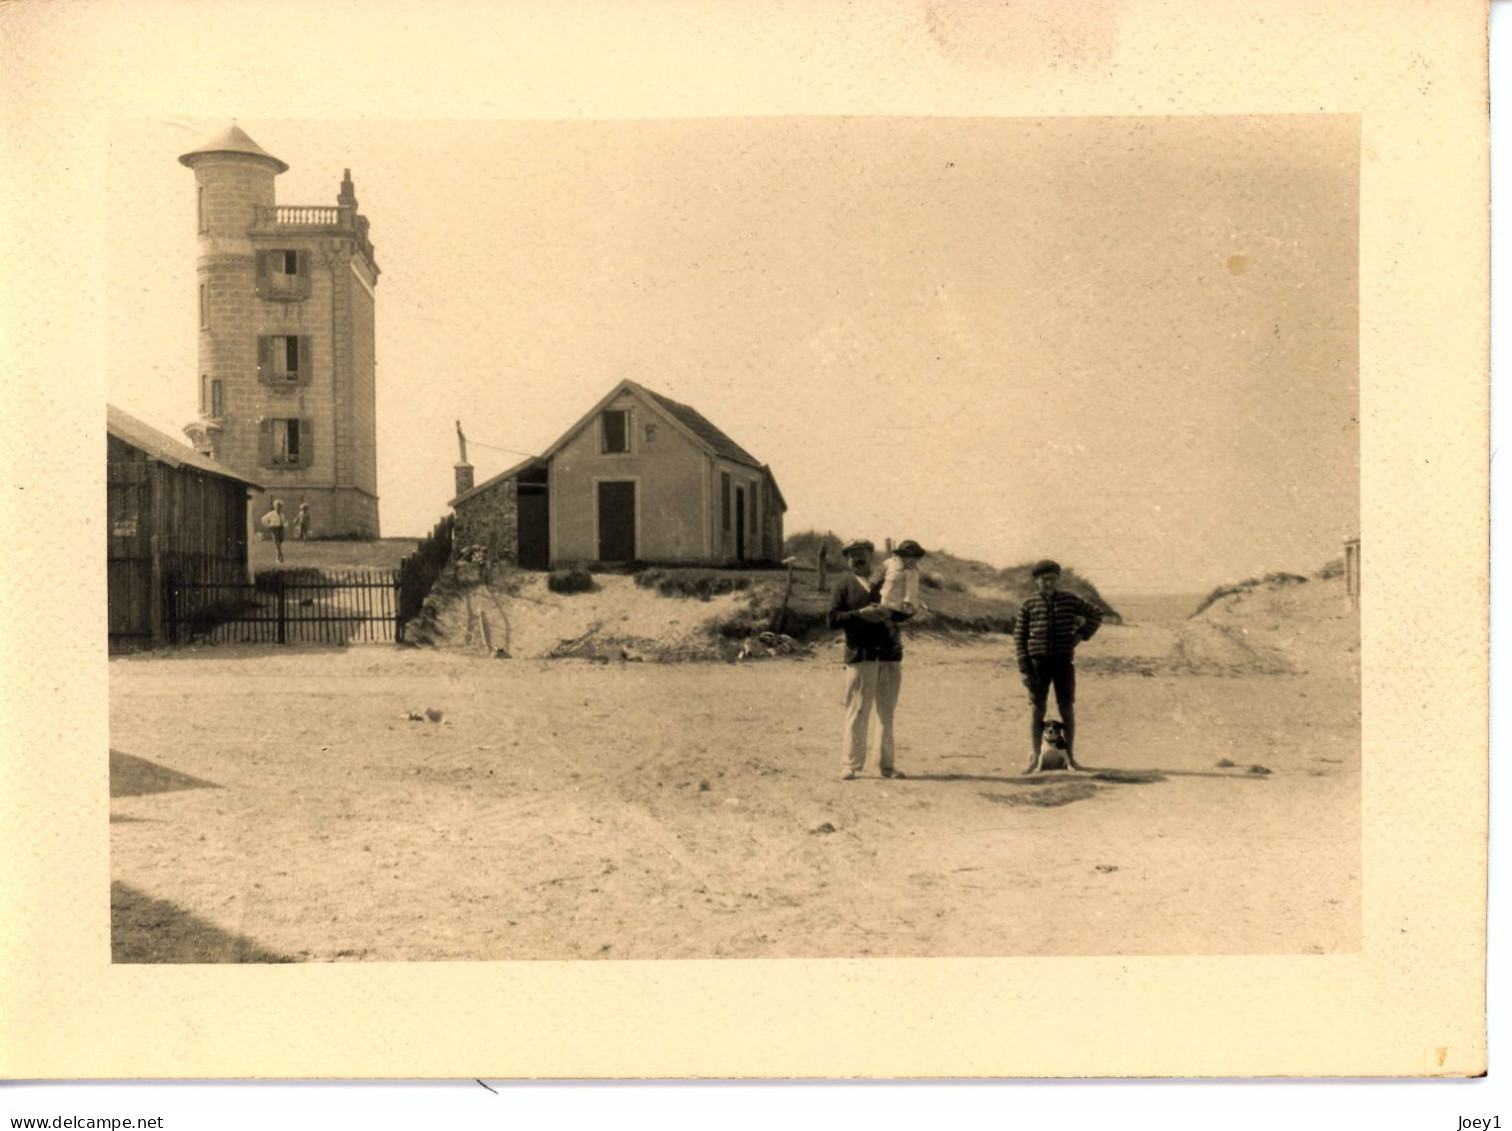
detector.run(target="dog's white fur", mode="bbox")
[1029,719,1079,773]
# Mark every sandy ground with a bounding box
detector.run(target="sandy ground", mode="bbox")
[414,572,755,660]
[109,579,1360,961]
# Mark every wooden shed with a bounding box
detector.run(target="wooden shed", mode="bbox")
[107,405,263,653]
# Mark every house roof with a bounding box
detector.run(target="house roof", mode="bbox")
[107,405,264,488]
[760,463,788,513]
[178,124,289,174]
[635,386,762,468]
[536,380,767,471]
[448,455,546,508]
[448,379,785,509]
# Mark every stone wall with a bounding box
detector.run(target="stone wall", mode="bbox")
[248,485,378,540]
[189,151,379,539]
[454,478,519,566]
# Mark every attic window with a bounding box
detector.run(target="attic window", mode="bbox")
[602,409,630,454]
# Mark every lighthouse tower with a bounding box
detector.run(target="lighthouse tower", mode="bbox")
[180,124,381,538]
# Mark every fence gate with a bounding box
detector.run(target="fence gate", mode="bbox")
[166,569,403,645]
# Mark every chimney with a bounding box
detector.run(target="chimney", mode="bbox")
[453,420,473,496]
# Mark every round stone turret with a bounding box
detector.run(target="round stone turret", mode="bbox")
[179,124,286,250]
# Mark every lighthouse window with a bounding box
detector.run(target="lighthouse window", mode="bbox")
[260,417,310,468]
[267,419,302,465]
[258,335,305,384]
[273,419,300,463]
[257,250,308,300]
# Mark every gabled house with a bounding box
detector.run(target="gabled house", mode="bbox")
[449,380,786,568]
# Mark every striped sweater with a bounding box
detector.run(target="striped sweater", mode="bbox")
[1014,590,1104,667]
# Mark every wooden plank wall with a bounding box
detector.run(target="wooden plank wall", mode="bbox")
[107,435,253,652]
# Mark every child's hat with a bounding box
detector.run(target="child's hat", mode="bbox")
[895,540,927,558]
[1031,559,1062,577]
[840,539,874,556]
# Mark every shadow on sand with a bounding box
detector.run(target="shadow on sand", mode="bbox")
[109,750,220,799]
[909,767,1271,785]
[111,882,295,963]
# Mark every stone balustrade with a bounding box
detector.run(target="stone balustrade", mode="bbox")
[253,204,347,227]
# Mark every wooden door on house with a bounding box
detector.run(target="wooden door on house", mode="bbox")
[597,481,636,562]
[735,487,746,562]
[518,485,549,571]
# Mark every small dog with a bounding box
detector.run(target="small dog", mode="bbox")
[1031,719,1080,773]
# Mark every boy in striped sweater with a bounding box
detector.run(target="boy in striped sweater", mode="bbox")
[1014,559,1104,773]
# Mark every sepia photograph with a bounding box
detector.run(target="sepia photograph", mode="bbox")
[105,114,1360,963]
[2,0,1489,1091]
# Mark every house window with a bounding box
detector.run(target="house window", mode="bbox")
[210,379,224,418]
[271,419,301,465]
[197,186,207,233]
[602,409,630,453]
[750,481,759,537]
[199,284,208,328]
[257,335,305,384]
[721,472,731,531]
[200,374,210,414]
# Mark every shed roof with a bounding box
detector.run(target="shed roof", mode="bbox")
[107,405,264,488]
[449,455,546,508]
[178,124,289,174]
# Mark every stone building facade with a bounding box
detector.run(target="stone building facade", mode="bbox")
[180,124,381,538]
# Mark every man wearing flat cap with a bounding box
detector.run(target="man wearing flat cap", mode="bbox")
[826,539,921,780]
[1014,559,1104,773]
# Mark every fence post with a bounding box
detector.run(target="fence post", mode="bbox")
[817,546,827,592]
[276,576,287,645]
[394,566,405,642]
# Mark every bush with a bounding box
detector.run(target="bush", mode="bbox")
[920,572,965,593]
[1188,572,1309,618]
[635,568,753,600]
[783,530,845,568]
[547,568,595,594]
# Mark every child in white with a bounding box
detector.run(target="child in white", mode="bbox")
[877,540,926,615]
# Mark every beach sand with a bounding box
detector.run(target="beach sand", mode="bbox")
[108,577,1359,960]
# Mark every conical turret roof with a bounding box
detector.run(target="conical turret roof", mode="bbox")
[178,124,289,173]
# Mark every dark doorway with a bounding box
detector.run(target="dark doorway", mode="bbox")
[517,480,549,571]
[597,481,636,562]
[735,487,746,561]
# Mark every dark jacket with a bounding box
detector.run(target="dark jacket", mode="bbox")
[1014,589,1104,670]
[827,573,906,664]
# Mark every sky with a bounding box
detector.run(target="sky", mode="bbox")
[108,115,1358,594]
